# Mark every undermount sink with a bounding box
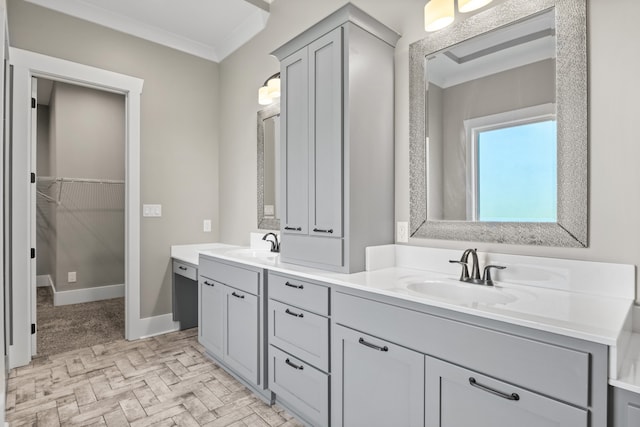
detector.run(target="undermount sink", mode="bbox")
[225,248,279,261]
[403,280,518,306]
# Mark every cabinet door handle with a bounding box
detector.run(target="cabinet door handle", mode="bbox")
[358,337,389,352]
[231,292,245,299]
[285,308,304,318]
[203,280,214,287]
[285,358,304,370]
[468,377,520,401]
[284,281,304,290]
[313,228,333,234]
[284,226,302,231]
[178,266,188,271]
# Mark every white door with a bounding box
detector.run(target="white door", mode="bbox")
[30,77,37,355]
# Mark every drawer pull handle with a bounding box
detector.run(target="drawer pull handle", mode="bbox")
[285,308,304,318]
[284,281,304,290]
[468,377,520,401]
[284,226,302,231]
[285,358,304,370]
[203,281,214,287]
[231,292,245,299]
[178,266,188,271]
[358,337,388,352]
[313,228,333,234]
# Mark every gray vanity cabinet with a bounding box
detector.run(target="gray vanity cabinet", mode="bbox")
[332,324,424,427]
[198,256,270,401]
[332,290,608,427]
[425,357,587,427]
[273,4,399,273]
[610,386,640,427]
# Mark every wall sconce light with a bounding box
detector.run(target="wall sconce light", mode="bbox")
[258,72,281,105]
[424,0,494,32]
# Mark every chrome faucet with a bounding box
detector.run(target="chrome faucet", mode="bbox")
[262,232,280,253]
[449,248,505,286]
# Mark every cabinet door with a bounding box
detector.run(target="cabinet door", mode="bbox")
[224,287,259,384]
[198,277,224,359]
[281,47,309,235]
[332,325,424,427]
[308,28,343,237]
[425,357,587,427]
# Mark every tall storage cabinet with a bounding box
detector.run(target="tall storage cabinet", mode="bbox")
[272,4,400,273]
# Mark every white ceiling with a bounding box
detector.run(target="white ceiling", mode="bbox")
[24,0,272,62]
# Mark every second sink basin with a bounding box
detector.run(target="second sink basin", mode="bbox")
[225,248,279,262]
[403,280,518,306]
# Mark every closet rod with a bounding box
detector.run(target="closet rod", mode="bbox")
[38,176,125,185]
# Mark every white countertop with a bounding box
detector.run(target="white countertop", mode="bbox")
[170,243,236,266]
[175,242,635,388]
[197,245,633,347]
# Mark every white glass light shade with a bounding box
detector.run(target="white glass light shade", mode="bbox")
[424,0,454,32]
[458,0,493,13]
[267,77,281,98]
[258,86,272,105]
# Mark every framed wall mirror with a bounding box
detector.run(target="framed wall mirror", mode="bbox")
[257,103,280,230]
[409,0,587,247]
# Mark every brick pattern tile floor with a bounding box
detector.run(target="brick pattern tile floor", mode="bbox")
[5,329,304,426]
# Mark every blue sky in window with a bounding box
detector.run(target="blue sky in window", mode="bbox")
[478,120,557,222]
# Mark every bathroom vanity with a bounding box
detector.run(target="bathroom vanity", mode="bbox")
[189,243,634,427]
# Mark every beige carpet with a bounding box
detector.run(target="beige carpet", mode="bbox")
[36,286,125,357]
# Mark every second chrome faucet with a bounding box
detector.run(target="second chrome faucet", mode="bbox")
[449,248,505,286]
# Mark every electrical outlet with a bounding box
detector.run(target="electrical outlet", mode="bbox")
[397,221,409,243]
[203,219,212,232]
[68,271,77,283]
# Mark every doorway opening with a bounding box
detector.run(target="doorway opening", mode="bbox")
[34,78,126,357]
[8,48,143,368]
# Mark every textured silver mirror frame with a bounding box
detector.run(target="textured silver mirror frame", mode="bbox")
[409,0,587,247]
[257,103,281,230]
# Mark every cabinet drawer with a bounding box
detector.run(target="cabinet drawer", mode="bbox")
[425,357,587,427]
[173,261,197,280]
[334,291,590,408]
[269,299,329,371]
[199,257,259,295]
[269,272,330,315]
[269,346,329,427]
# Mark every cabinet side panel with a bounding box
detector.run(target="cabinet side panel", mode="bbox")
[343,23,396,272]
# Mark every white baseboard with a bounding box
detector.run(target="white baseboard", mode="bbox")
[36,274,53,288]
[52,283,125,306]
[133,313,180,339]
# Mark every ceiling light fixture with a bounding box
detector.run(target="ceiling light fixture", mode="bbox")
[424,0,494,32]
[424,0,455,32]
[258,72,281,105]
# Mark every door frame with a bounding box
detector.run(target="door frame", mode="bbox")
[9,47,144,368]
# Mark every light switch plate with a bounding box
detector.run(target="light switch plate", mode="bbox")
[203,219,212,232]
[143,204,162,217]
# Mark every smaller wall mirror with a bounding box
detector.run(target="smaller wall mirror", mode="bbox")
[257,103,280,230]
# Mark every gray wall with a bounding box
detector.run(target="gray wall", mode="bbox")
[217,0,640,301]
[50,82,125,292]
[7,0,220,317]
